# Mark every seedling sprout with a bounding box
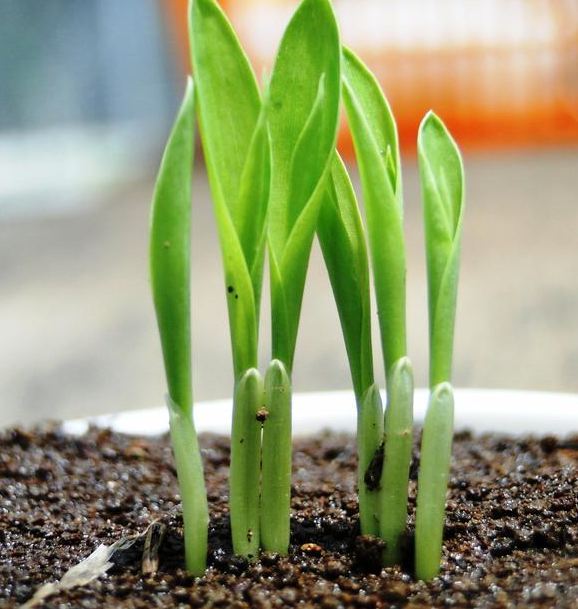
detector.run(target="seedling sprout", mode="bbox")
[150,0,465,581]
[149,79,208,575]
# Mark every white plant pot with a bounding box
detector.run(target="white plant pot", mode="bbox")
[64,388,578,437]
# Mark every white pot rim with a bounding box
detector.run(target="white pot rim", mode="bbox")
[63,388,578,437]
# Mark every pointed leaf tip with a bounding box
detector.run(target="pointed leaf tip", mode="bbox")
[418,110,464,385]
[419,111,456,148]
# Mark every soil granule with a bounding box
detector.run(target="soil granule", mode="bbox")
[1,426,577,608]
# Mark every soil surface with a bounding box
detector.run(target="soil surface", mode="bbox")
[1,426,577,608]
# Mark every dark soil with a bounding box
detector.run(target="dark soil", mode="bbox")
[1,426,577,608]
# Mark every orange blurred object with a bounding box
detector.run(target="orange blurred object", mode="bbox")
[165,0,578,152]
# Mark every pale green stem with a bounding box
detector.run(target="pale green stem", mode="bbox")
[167,396,209,576]
[357,384,383,536]
[230,368,263,558]
[379,357,414,565]
[260,359,292,553]
[415,382,454,580]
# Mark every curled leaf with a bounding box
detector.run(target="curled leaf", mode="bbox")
[317,152,373,398]
[149,78,195,414]
[190,0,269,376]
[418,111,465,386]
[342,47,407,376]
[267,0,341,369]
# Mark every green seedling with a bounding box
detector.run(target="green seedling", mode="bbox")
[189,0,268,558]
[317,152,383,535]
[151,0,465,579]
[190,0,342,557]
[149,79,208,575]
[261,0,341,553]
[415,111,465,580]
[320,50,464,575]
[341,48,414,564]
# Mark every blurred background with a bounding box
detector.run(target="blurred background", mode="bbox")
[1,0,577,427]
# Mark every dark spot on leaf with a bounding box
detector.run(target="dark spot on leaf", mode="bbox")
[227,286,234,293]
[256,408,269,422]
[364,441,384,491]
[235,294,239,300]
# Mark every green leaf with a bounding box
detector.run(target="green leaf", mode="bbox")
[267,0,341,369]
[418,111,465,386]
[149,78,195,414]
[190,0,260,212]
[317,152,374,398]
[235,111,271,311]
[190,0,269,376]
[150,79,208,575]
[416,114,463,577]
[285,74,327,231]
[212,199,260,377]
[342,47,407,378]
